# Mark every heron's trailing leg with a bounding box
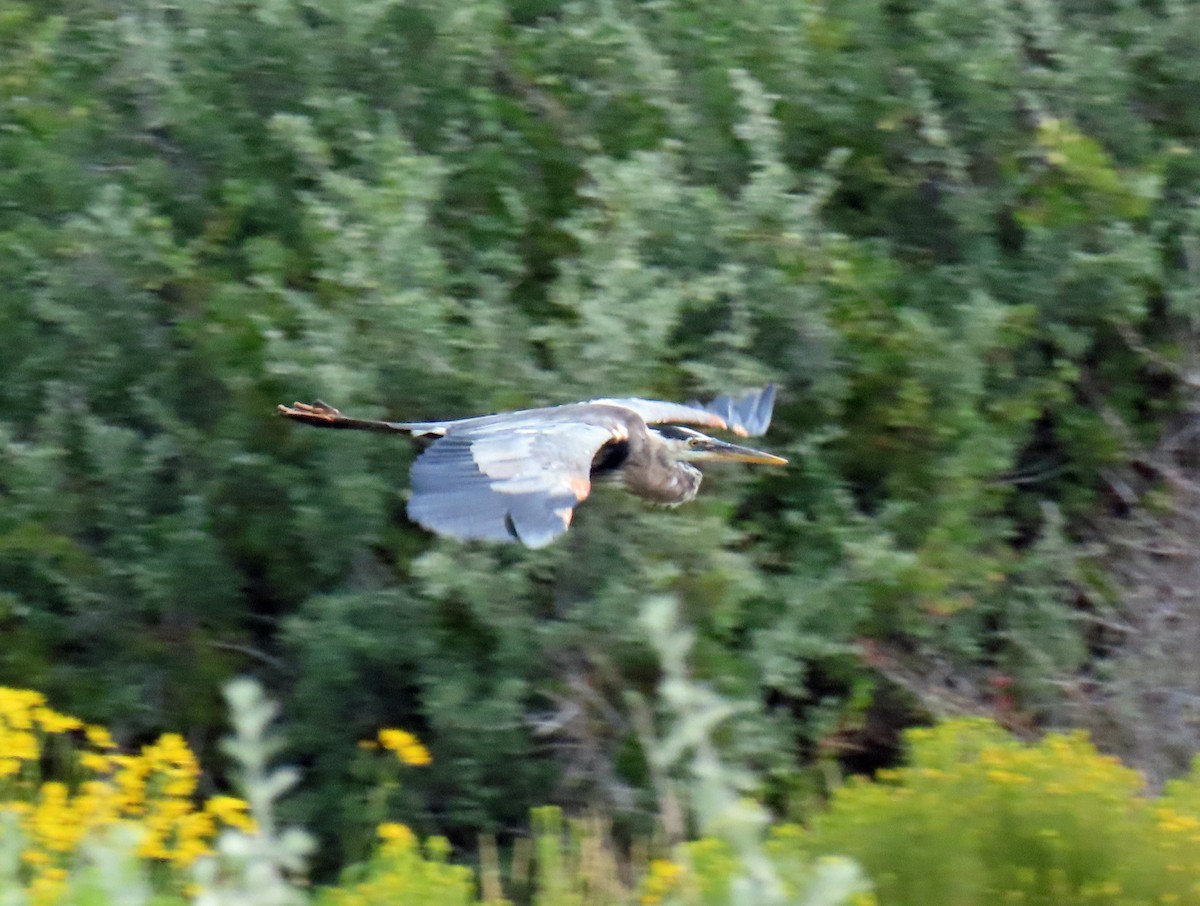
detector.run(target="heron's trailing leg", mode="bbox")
[277,401,407,433]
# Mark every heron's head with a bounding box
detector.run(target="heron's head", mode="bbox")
[652,426,788,466]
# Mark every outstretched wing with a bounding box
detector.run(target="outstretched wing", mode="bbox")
[406,407,635,549]
[591,384,776,437]
[390,385,777,439]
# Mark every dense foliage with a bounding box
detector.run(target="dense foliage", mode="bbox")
[3,0,1200,878]
[8,688,1200,906]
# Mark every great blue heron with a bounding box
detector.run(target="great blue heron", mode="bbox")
[278,385,786,548]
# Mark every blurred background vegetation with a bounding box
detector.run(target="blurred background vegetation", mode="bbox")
[3,0,1200,886]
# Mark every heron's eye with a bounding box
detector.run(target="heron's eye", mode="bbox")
[688,437,701,447]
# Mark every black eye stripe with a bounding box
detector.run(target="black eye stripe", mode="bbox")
[655,425,699,441]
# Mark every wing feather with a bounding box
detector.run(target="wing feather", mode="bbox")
[593,384,776,437]
[406,415,626,549]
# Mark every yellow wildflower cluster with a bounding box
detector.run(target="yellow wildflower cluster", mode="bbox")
[377,728,433,767]
[321,823,474,906]
[803,718,1200,905]
[0,686,252,904]
[1,688,81,781]
[639,858,683,905]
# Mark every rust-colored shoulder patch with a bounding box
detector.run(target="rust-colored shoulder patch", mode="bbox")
[567,476,592,500]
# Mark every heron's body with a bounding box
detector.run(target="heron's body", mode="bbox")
[279,386,784,548]
[593,423,702,506]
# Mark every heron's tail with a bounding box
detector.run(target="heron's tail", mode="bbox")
[277,401,411,434]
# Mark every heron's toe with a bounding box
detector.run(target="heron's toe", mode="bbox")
[310,400,341,417]
[278,401,342,420]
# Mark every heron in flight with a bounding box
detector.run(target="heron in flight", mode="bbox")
[278,386,786,548]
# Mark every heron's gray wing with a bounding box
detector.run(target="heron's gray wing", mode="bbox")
[687,384,777,437]
[593,384,776,437]
[389,404,591,438]
[406,415,627,549]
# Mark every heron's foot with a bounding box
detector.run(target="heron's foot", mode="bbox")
[277,400,343,421]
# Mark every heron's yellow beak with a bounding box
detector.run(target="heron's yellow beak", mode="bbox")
[694,438,788,466]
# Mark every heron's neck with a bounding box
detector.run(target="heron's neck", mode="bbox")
[667,462,703,506]
[623,455,702,506]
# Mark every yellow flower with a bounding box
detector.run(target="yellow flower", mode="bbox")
[137,828,170,861]
[377,822,417,848]
[205,795,255,831]
[74,780,119,826]
[28,870,67,906]
[32,706,83,735]
[85,724,117,750]
[0,687,45,731]
[4,729,38,762]
[80,751,113,774]
[640,858,684,905]
[377,729,432,766]
[171,811,216,867]
[986,769,1031,786]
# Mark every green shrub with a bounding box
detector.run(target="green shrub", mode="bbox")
[802,718,1200,905]
[316,831,475,906]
